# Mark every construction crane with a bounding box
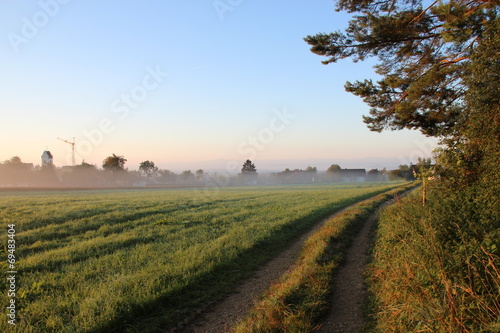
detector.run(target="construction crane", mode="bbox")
[57,137,75,166]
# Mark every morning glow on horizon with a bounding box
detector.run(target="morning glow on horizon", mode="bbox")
[0,1,437,171]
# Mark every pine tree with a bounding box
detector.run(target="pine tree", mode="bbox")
[241,159,257,173]
[305,0,499,137]
[436,17,500,186]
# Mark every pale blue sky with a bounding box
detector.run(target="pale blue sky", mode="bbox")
[0,1,437,171]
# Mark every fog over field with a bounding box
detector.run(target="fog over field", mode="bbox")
[162,157,423,174]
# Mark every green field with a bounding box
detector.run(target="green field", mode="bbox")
[1,182,404,332]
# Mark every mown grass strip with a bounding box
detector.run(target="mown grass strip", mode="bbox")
[232,182,418,332]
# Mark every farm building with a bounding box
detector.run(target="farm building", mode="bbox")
[339,169,366,182]
[276,169,316,184]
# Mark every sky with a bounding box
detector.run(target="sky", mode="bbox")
[0,0,438,172]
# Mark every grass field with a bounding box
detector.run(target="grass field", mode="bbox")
[1,182,404,332]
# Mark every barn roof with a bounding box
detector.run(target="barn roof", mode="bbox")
[340,169,366,176]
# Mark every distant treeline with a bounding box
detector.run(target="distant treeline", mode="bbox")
[0,156,421,187]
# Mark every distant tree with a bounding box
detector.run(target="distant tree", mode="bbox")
[367,169,381,181]
[387,165,415,181]
[401,164,415,180]
[240,160,258,185]
[279,168,303,175]
[379,167,388,181]
[77,160,97,169]
[326,164,341,174]
[325,164,341,182]
[388,169,402,181]
[180,170,195,183]
[139,160,159,178]
[158,169,177,184]
[126,170,143,186]
[389,164,415,180]
[305,166,318,173]
[195,169,205,181]
[37,162,59,186]
[4,156,22,165]
[398,165,410,173]
[102,154,127,172]
[0,156,33,186]
[62,161,100,186]
[277,167,321,183]
[241,160,257,173]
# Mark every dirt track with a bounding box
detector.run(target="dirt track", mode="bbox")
[181,207,338,332]
[178,196,386,333]
[316,210,379,332]
[177,184,419,333]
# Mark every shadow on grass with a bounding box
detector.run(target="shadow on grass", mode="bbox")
[89,189,398,333]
